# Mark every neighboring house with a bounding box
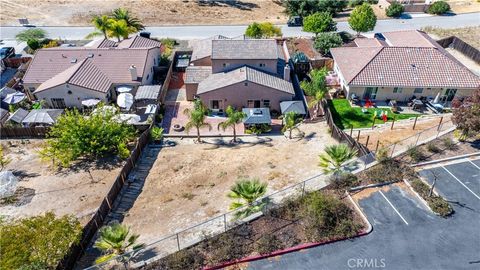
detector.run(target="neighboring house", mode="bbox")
[6,108,29,125]
[186,37,294,113]
[0,108,8,126]
[331,30,480,106]
[21,109,64,127]
[23,36,162,109]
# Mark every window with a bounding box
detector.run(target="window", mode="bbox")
[211,100,220,109]
[259,63,265,67]
[414,88,423,94]
[51,98,66,109]
[263,100,270,108]
[247,100,261,108]
[244,82,248,86]
[393,87,402,93]
[67,90,72,95]
[222,63,230,68]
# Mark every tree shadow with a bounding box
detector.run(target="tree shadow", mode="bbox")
[12,170,40,180]
[196,0,259,11]
[201,137,274,150]
[54,155,122,177]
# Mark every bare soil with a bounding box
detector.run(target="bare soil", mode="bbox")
[121,122,337,243]
[422,26,480,49]
[0,139,123,224]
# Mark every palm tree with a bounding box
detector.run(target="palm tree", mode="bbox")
[112,8,145,33]
[87,15,114,39]
[319,144,358,175]
[308,87,328,119]
[217,106,246,143]
[281,111,302,139]
[228,178,268,219]
[94,222,144,267]
[183,99,212,143]
[107,19,131,41]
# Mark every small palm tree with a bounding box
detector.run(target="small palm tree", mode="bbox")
[228,178,268,219]
[218,106,246,143]
[107,19,131,41]
[112,8,145,33]
[94,222,144,267]
[319,144,358,175]
[183,99,212,143]
[281,111,302,139]
[308,87,328,115]
[87,15,114,39]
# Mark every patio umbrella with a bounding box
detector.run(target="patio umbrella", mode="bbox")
[117,93,134,111]
[433,92,440,104]
[117,86,133,93]
[3,92,26,104]
[81,98,101,107]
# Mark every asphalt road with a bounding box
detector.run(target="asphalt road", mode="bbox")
[248,158,480,270]
[0,12,479,40]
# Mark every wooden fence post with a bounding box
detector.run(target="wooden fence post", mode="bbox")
[357,130,361,141]
[391,115,396,130]
[365,135,370,148]
[412,115,419,130]
[350,126,353,137]
[375,140,380,153]
[437,116,443,131]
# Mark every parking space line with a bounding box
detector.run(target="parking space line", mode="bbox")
[442,166,480,200]
[468,160,480,170]
[378,191,409,225]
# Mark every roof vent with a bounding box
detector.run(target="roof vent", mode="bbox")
[70,58,77,63]
[87,53,94,58]
[61,54,67,58]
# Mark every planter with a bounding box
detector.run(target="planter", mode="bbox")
[173,124,184,132]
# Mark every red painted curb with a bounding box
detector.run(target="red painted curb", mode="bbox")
[203,230,370,270]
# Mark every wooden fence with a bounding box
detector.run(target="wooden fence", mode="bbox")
[159,57,174,104]
[436,36,480,64]
[56,125,152,270]
[321,99,371,156]
[0,126,49,138]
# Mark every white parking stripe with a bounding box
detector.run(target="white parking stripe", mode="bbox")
[379,191,409,225]
[468,160,480,171]
[442,166,480,200]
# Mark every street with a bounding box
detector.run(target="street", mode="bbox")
[0,12,479,40]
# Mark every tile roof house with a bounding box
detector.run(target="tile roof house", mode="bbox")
[331,30,480,105]
[23,36,162,109]
[185,37,294,113]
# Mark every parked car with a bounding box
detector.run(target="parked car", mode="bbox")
[287,16,303,27]
[0,47,15,60]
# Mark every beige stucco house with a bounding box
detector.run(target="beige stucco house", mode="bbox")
[331,30,480,106]
[23,36,162,109]
[185,37,295,113]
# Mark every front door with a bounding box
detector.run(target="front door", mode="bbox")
[445,89,457,101]
[210,100,223,111]
[363,87,378,100]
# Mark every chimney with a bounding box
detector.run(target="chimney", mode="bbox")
[284,65,291,82]
[129,65,138,81]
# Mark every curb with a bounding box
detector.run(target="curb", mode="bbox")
[402,178,432,213]
[410,152,480,167]
[348,181,398,192]
[346,191,373,235]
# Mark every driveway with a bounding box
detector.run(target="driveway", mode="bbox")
[248,158,480,270]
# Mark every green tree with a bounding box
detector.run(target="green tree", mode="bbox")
[183,99,212,143]
[94,222,144,266]
[303,12,337,37]
[308,86,328,113]
[314,32,343,55]
[283,0,348,17]
[319,144,358,174]
[427,1,450,15]
[217,106,247,143]
[348,3,377,35]
[281,111,303,139]
[0,145,12,171]
[107,19,131,41]
[245,22,282,38]
[0,212,82,270]
[27,39,41,50]
[228,178,268,219]
[112,8,145,33]
[87,15,114,39]
[300,67,328,96]
[15,28,46,43]
[386,1,404,18]
[39,105,135,167]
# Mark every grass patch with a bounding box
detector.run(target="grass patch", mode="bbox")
[328,99,419,129]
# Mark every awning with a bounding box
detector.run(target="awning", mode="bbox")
[135,85,161,100]
[117,93,134,110]
[117,86,133,93]
[242,108,271,125]
[280,101,306,115]
[3,92,26,104]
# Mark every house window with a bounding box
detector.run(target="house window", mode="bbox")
[211,100,222,110]
[244,82,248,86]
[414,88,423,94]
[223,63,230,68]
[393,87,402,93]
[259,63,265,67]
[263,100,270,108]
[51,98,66,109]
[247,100,261,108]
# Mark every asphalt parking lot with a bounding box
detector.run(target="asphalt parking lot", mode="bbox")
[248,158,480,270]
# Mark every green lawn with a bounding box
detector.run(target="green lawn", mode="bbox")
[328,99,420,129]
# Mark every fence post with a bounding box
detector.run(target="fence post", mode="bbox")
[390,143,397,158]
[365,135,370,148]
[437,116,443,131]
[350,126,353,137]
[357,130,361,141]
[412,115,419,130]
[302,181,306,197]
[375,140,380,153]
[391,115,396,130]
[176,233,181,251]
[415,132,422,146]
[223,214,227,232]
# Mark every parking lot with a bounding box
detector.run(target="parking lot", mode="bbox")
[249,158,480,270]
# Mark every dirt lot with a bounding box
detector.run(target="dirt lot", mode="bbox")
[0,0,287,26]
[0,139,122,224]
[121,121,337,243]
[423,26,480,49]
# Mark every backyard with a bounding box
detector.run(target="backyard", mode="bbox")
[328,99,419,129]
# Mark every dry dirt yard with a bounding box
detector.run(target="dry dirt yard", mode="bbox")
[0,139,122,225]
[121,121,337,243]
[0,0,287,26]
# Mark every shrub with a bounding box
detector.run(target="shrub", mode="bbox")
[150,126,164,141]
[159,248,205,270]
[442,137,456,150]
[255,234,285,255]
[27,39,40,50]
[204,232,249,265]
[330,173,360,190]
[366,0,379,3]
[375,147,390,163]
[365,158,411,183]
[117,142,130,159]
[406,145,426,162]
[410,178,452,217]
[426,142,441,153]
[42,40,60,48]
[349,0,364,8]
[427,1,450,15]
[386,1,404,17]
